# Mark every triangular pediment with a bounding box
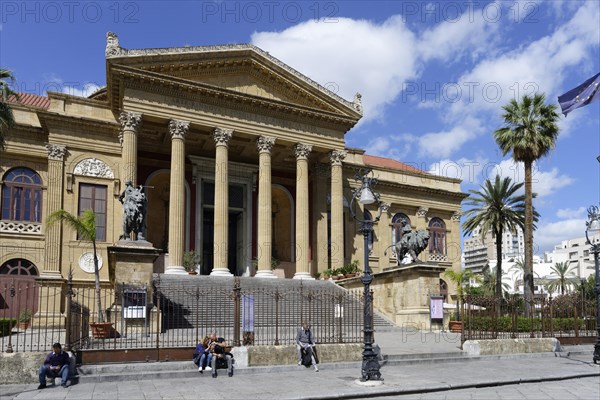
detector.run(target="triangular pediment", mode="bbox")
[105,36,362,121]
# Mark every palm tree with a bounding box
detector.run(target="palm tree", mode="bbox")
[46,209,104,322]
[0,68,19,151]
[481,265,511,297]
[509,257,540,293]
[443,268,479,321]
[547,261,577,295]
[494,93,560,314]
[462,175,529,299]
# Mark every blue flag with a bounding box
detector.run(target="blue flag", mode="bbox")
[558,72,600,116]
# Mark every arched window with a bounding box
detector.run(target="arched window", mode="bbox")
[391,213,410,245]
[364,210,374,252]
[439,279,448,302]
[1,168,43,222]
[0,258,39,276]
[429,217,446,255]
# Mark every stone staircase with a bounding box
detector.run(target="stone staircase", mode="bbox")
[153,274,395,341]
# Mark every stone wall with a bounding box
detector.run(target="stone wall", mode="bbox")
[462,338,561,356]
[0,352,45,384]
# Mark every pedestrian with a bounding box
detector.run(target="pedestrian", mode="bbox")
[208,334,234,378]
[296,322,318,372]
[38,342,70,389]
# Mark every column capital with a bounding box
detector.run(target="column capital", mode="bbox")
[46,144,67,161]
[329,149,347,166]
[257,135,276,153]
[119,111,143,131]
[417,206,429,218]
[451,211,461,222]
[213,127,233,146]
[169,119,190,140]
[293,143,312,160]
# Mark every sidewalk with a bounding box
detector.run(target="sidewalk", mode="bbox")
[2,329,599,400]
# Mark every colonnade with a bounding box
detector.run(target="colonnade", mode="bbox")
[119,111,346,278]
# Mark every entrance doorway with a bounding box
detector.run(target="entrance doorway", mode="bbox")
[201,209,244,276]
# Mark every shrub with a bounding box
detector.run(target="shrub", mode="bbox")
[0,319,16,336]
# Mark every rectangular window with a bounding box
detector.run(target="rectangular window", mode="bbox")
[78,183,107,241]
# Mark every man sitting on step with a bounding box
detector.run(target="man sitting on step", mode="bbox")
[208,334,234,378]
[296,322,318,372]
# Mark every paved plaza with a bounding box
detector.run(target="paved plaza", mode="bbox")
[1,329,599,399]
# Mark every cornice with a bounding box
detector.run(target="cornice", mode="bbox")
[112,65,357,131]
[105,36,361,117]
[47,92,110,108]
[36,110,120,136]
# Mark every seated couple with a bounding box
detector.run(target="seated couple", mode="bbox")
[193,332,233,378]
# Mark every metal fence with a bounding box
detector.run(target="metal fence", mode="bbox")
[1,274,365,355]
[462,293,597,344]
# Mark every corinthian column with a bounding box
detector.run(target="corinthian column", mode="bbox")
[42,144,67,277]
[255,136,277,278]
[329,149,346,270]
[119,111,142,185]
[165,119,189,275]
[211,128,233,276]
[293,143,313,280]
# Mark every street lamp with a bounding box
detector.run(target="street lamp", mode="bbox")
[584,205,600,364]
[349,169,388,382]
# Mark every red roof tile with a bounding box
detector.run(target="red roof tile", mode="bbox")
[6,92,50,109]
[363,154,428,175]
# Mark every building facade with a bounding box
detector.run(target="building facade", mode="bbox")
[0,34,465,323]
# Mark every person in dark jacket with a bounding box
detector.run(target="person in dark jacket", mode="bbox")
[38,343,70,389]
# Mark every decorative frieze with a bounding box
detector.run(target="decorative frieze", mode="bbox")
[169,119,190,140]
[256,136,275,153]
[213,127,233,146]
[46,144,67,161]
[73,158,115,179]
[293,143,312,160]
[329,149,347,166]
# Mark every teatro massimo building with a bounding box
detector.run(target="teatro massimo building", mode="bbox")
[1,33,466,325]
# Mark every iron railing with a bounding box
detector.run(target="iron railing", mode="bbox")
[462,293,597,344]
[1,274,365,353]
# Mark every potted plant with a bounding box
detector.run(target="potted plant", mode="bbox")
[18,309,32,330]
[47,209,113,338]
[322,269,332,280]
[183,250,201,275]
[345,260,360,278]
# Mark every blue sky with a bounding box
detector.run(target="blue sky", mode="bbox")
[1,0,599,255]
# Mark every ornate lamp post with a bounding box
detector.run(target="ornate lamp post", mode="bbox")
[585,205,600,364]
[349,169,388,382]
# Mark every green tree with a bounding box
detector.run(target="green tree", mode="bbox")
[0,69,19,151]
[46,209,105,322]
[547,261,577,295]
[493,93,560,314]
[481,264,511,297]
[462,175,529,299]
[443,268,480,321]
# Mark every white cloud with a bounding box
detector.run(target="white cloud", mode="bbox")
[491,159,574,199]
[533,218,587,254]
[418,4,499,63]
[448,1,600,120]
[251,16,419,123]
[416,116,485,158]
[556,207,587,219]
[428,156,489,185]
[40,73,101,97]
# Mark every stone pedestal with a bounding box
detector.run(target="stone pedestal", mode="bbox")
[337,261,447,330]
[108,240,160,334]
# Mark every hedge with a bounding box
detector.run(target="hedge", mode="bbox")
[464,316,590,332]
[0,318,16,336]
